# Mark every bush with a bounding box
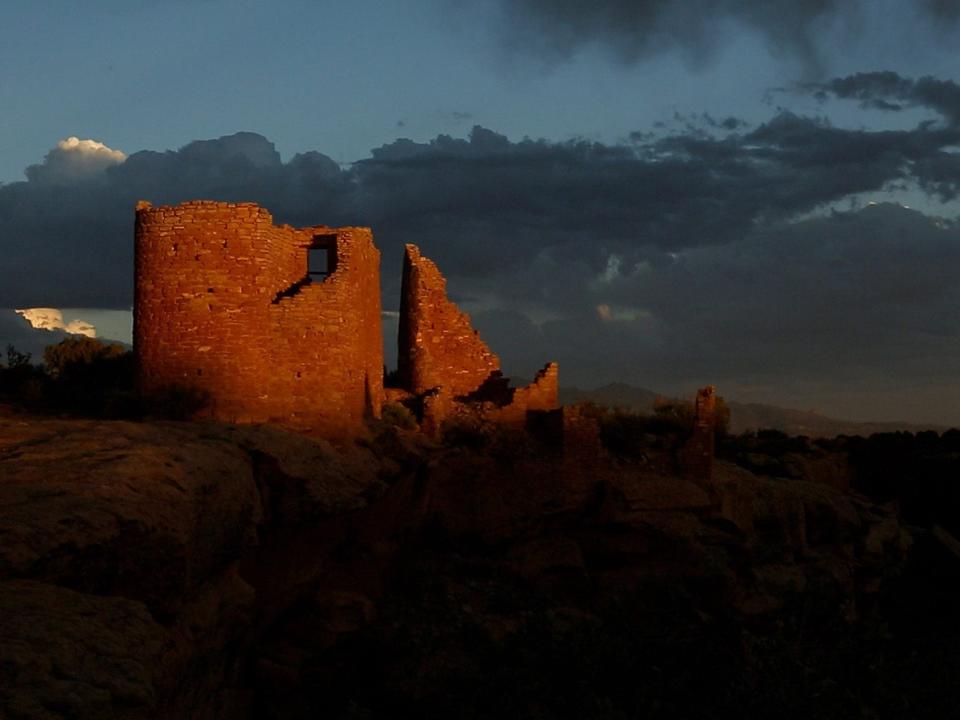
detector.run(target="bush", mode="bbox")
[652,397,695,433]
[0,338,141,417]
[41,338,136,417]
[44,336,127,378]
[5,344,31,369]
[0,345,48,409]
[600,409,657,458]
[380,401,418,430]
[441,415,488,450]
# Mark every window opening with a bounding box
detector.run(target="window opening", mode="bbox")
[308,234,338,281]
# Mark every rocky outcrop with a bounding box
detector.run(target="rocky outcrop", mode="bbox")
[0,419,262,615]
[0,413,920,718]
[0,580,165,719]
[0,415,384,718]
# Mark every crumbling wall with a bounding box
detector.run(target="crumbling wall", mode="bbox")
[135,200,383,435]
[680,386,717,480]
[485,363,560,424]
[526,403,604,461]
[397,244,500,397]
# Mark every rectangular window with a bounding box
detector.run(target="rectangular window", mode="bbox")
[308,234,338,280]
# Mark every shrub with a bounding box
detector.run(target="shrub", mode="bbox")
[380,401,418,430]
[441,415,488,450]
[0,345,48,409]
[652,397,694,433]
[5,344,31,368]
[43,337,127,378]
[600,409,657,458]
[40,338,136,417]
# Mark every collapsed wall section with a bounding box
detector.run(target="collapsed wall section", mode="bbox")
[135,200,383,434]
[397,244,500,397]
[484,363,560,424]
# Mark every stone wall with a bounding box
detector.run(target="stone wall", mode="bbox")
[397,244,500,397]
[484,363,560,425]
[525,404,604,460]
[135,200,383,435]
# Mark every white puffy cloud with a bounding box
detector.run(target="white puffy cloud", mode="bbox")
[57,137,126,162]
[15,308,97,337]
[25,137,126,185]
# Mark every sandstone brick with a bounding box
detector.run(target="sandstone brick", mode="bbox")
[397,244,500,397]
[135,201,383,436]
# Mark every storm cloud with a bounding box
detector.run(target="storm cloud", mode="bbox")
[585,202,960,423]
[805,71,960,125]
[486,0,960,76]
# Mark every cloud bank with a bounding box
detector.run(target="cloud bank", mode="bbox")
[3,72,960,422]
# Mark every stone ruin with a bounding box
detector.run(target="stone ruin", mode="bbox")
[395,243,559,432]
[134,201,561,438]
[679,386,717,480]
[134,200,718,472]
[135,201,383,436]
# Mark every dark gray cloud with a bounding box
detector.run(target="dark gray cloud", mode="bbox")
[806,71,960,124]
[623,204,960,383]
[487,0,960,76]
[925,0,960,21]
[4,72,960,422]
[799,71,960,199]
[466,204,960,424]
[572,202,960,423]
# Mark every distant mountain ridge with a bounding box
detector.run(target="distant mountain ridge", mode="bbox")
[559,382,950,437]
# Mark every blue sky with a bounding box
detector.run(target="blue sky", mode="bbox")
[3,0,956,182]
[4,0,960,423]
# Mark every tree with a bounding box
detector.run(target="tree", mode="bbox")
[5,344,31,368]
[43,337,127,378]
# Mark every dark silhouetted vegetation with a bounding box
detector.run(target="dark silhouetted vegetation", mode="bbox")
[1,338,137,416]
[0,337,210,420]
[0,344,46,407]
[439,415,535,461]
[719,425,960,536]
[569,395,729,460]
[379,401,418,431]
[718,429,816,478]
[43,336,137,416]
[844,430,960,534]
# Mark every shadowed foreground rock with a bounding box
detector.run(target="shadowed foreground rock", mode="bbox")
[0,413,950,719]
[1,580,165,719]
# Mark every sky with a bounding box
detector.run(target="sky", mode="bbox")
[3,0,960,424]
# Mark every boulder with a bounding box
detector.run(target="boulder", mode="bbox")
[0,579,165,719]
[0,419,261,614]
